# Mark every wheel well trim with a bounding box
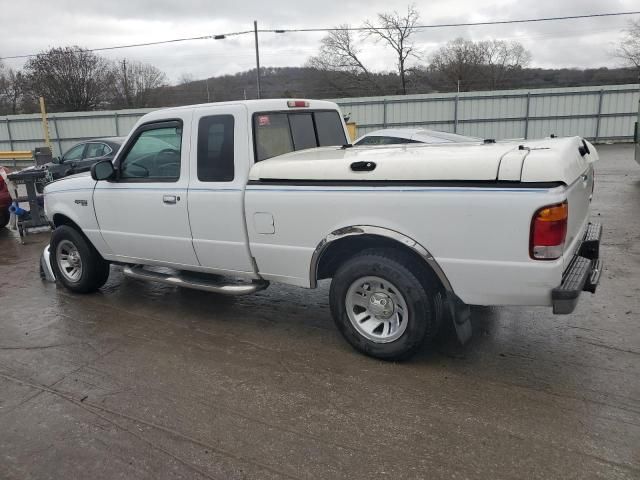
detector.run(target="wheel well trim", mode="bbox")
[52,212,80,228]
[309,225,454,293]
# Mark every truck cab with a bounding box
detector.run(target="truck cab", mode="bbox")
[66,100,348,277]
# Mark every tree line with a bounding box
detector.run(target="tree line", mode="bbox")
[1,9,638,115]
[0,47,167,114]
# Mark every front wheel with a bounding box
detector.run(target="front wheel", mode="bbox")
[330,249,439,361]
[50,225,110,293]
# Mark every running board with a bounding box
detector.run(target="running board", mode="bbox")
[123,265,268,296]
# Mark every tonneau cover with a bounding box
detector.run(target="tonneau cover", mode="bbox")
[249,136,594,185]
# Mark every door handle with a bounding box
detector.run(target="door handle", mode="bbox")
[350,161,376,172]
[163,195,177,204]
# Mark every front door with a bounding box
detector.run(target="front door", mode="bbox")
[93,114,199,267]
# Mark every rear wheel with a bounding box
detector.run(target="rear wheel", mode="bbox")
[50,225,110,293]
[330,249,439,360]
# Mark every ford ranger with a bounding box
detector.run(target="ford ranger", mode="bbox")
[41,99,603,360]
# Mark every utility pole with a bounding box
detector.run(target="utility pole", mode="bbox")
[254,20,261,99]
[205,78,211,102]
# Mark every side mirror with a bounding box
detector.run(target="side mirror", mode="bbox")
[91,159,115,181]
[52,156,62,164]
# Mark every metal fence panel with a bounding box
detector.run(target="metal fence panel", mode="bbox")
[335,84,639,142]
[0,84,638,168]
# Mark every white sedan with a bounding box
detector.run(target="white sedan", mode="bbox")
[354,128,480,146]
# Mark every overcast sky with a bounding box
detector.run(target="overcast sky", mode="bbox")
[1,0,638,83]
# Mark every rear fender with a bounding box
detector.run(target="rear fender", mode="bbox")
[311,225,472,344]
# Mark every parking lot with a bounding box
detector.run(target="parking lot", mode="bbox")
[0,143,638,479]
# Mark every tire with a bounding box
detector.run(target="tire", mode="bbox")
[330,248,439,361]
[50,225,110,293]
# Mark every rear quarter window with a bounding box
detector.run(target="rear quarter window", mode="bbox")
[197,115,235,182]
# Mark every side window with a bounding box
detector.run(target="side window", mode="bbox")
[84,143,107,159]
[382,137,415,145]
[120,124,182,181]
[62,144,85,162]
[197,115,234,182]
[356,136,387,145]
[356,136,415,145]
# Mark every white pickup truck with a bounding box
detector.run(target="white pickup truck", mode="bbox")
[41,99,602,360]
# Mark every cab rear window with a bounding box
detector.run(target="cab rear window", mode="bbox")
[253,110,347,162]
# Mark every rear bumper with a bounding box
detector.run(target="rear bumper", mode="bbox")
[552,223,602,314]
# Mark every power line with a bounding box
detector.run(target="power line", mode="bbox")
[0,30,254,60]
[261,11,640,32]
[1,11,639,61]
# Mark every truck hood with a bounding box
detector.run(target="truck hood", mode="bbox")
[43,172,94,194]
[249,136,595,185]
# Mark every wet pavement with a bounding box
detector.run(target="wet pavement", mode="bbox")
[0,144,639,479]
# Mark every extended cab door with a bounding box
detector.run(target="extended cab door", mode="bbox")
[187,104,256,274]
[93,113,200,266]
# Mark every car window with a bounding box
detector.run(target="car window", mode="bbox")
[62,144,85,162]
[120,126,182,181]
[355,136,420,146]
[254,110,347,162]
[84,143,108,159]
[197,115,234,182]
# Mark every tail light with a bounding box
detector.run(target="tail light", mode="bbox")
[530,201,568,260]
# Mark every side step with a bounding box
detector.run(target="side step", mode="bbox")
[123,266,269,296]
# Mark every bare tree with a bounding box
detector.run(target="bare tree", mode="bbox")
[306,26,381,93]
[113,59,167,108]
[365,5,420,94]
[479,40,531,89]
[24,46,115,111]
[308,27,370,75]
[429,38,485,91]
[429,38,530,91]
[0,66,27,114]
[614,20,640,73]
